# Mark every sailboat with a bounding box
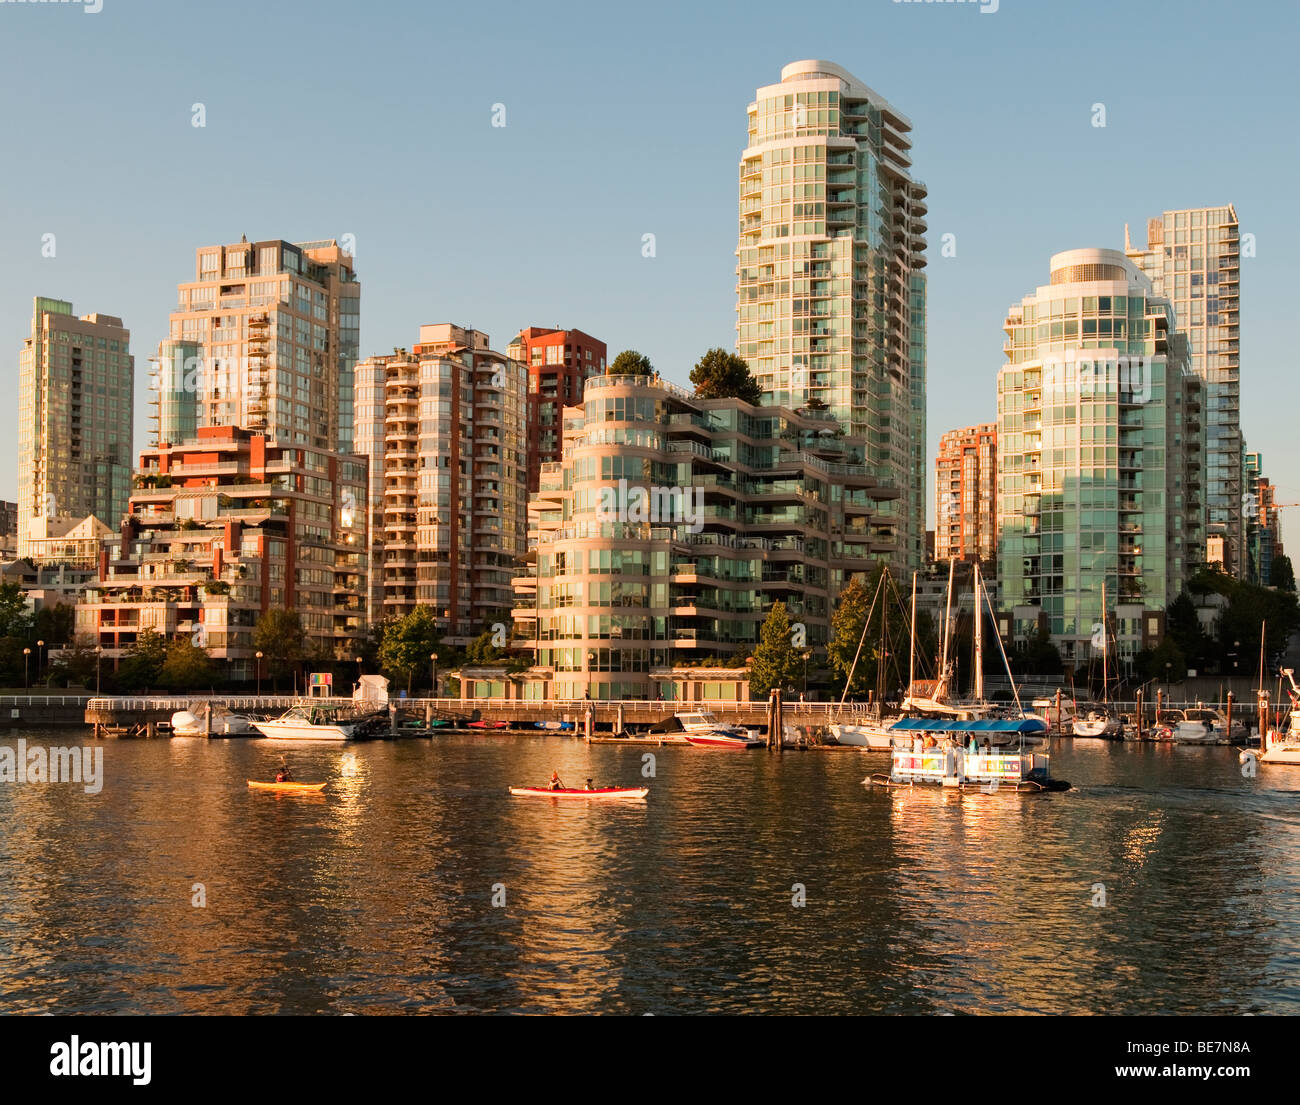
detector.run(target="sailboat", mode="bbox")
[830,569,904,749]
[1073,582,1122,738]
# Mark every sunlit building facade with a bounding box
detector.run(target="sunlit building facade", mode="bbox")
[1126,207,1242,576]
[736,59,928,572]
[511,372,899,700]
[997,249,1205,667]
[18,298,134,556]
[935,423,996,565]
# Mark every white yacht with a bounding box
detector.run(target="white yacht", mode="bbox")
[170,706,256,737]
[252,702,376,742]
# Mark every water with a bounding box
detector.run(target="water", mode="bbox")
[0,731,1295,1015]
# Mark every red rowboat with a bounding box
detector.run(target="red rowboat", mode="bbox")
[509,786,649,800]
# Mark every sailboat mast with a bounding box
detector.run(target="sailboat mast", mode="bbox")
[973,562,984,702]
[908,570,917,695]
[941,558,955,684]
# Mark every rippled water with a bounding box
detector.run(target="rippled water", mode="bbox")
[0,730,1295,1014]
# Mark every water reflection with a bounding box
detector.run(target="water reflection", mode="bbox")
[0,732,1294,1014]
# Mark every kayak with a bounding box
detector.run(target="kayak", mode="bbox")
[509,786,649,800]
[247,780,327,793]
[469,720,508,730]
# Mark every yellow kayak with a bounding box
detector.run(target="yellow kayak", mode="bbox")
[247,780,327,793]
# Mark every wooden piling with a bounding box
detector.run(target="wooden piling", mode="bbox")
[1135,689,1144,742]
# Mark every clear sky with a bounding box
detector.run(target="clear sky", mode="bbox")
[1,0,1296,547]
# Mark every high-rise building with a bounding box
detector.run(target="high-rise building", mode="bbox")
[507,327,607,493]
[996,249,1205,669]
[736,59,928,571]
[1245,452,1283,586]
[1126,207,1242,575]
[369,325,527,643]
[935,423,996,565]
[76,426,368,674]
[510,372,900,700]
[156,237,360,453]
[18,298,134,556]
[353,354,391,628]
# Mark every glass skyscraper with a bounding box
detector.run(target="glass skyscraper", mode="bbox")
[1126,207,1242,576]
[736,60,927,571]
[997,249,1205,668]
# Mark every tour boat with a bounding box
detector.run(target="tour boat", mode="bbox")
[864,718,1069,793]
[509,785,649,800]
[247,780,328,793]
[252,703,379,742]
[171,707,256,737]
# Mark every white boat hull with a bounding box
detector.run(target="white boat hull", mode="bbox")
[830,723,895,750]
[252,720,357,742]
[1261,733,1300,765]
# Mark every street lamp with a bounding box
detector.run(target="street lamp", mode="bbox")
[587,650,596,700]
[36,639,44,685]
[23,647,31,689]
[95,646,103,694]
[430,652,438,698]
[255,650,264,696]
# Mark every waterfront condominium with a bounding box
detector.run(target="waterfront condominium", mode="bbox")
[736,59,928,572]
[357,325,528,644]
[1244,452,1284,587]
[18,298,134,556]
[506,326,607,494]
[934,423,997,566]
[510,371,899,701]
[75,426,368,677]
[996,248,1206,670]
[155,237,360,452]
[1125,207,1242,576]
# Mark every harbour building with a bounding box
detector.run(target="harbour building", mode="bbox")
[996,248,1206,670]
[156,237,360,453]
[510,372,900,701]
[736,60,928,572]
[18,298,133,556]
[1125,207,1242,576]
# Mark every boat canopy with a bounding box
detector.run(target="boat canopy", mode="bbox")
[888,717,1048,734]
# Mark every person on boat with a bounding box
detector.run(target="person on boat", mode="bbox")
[549,770,564,791]
[275,756,293,783]
[982,738,992,752]
[586,777,595,790]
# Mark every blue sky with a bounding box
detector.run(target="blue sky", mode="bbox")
[1,0,1296,546]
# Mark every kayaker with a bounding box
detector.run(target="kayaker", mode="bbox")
[549,770,564,791]
[586,777,595,790]
[276,756,293,783]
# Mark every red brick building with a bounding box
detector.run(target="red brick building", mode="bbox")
[507,327,606,493]
[935,423,996,565]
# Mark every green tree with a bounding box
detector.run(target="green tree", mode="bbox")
[749,601,804,698]
[157,638,215,692]
[48,638,102,689]
[115,629,169,692]
[828,576,875,697]
[689,348,762,405]
[465,629,506,665]
[0,582,32,640]
[253,609,306,692]
[607,350,654,377]
[1273,554,1296,592]
[1164,592,1207,670]
[33,603,75,648]
[378,606,442,694]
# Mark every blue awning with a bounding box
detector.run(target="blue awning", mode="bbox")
[888,717,1048,734]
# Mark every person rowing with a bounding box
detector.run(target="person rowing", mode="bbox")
[276,755,293,783]
[549,770,564,791]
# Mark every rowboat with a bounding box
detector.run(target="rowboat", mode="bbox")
[509,786,649,800]
[247,780,327,793]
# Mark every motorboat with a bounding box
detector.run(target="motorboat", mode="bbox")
[677,711,764,749]
[252,703,383,741]
[829,719,897,750]
[171,706,256,738]
[1073,707,1122,739]
[1259,670,1300,765]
